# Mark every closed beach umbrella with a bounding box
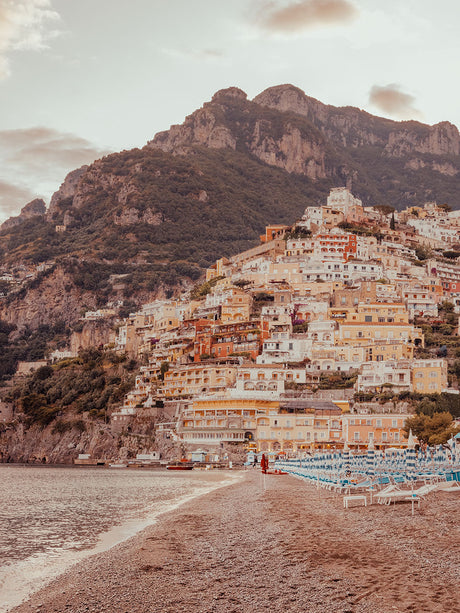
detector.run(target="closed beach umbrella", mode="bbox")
[342,442,351,474]
[405,429,416,481]
[366,438,375,476]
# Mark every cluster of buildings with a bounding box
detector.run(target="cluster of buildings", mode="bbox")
[87,189,460,454]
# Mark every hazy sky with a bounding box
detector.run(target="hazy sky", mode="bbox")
[1,0,459,223]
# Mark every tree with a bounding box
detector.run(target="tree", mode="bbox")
[390,212,396,230]
[159,361,169,381]
[404,412,460,447]
[415,245,432,261]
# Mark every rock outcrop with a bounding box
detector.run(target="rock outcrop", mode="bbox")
[1,198,46,230]
[0,266,97,332]
[47,165,88,218]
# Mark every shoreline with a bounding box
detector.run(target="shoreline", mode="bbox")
[10,471,460,613]
[3,470,243,613]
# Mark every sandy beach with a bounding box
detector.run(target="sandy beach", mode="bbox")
[11,471,460,613]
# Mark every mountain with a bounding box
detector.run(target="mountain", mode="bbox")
[1,83,460,339]
[150,85,460,205]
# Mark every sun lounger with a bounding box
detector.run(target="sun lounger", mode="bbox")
[376,483,438,505]
[435,481,460,491]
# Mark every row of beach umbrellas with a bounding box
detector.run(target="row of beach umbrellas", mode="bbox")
[274,431,459,485]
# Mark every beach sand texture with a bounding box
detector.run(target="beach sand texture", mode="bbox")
[11,471,460,613]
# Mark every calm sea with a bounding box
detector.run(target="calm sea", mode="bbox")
[0,465,239,612]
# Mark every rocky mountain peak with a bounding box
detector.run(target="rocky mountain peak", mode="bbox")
[211,87,247,102]
[253,84,319,115]
[1,198,46,231]
[47,165,89,219]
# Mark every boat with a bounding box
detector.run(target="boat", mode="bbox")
[166,460,194,470]
[108,463,128,468]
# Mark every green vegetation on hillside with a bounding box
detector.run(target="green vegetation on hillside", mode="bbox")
[0,320,70,381]
[0,147,332,287]
[4,349,137,427]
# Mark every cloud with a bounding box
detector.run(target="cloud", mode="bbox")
[0,126,111,223]
[369,84,422,120]
[0,0,60,78]
[0,180,35,218]
[256,0,357,33]
[2,127,109,171]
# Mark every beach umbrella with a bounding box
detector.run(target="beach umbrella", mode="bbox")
[451,436,458,466]
[366,438,375,476]
[342,442,351,475]
[405,429,416,482]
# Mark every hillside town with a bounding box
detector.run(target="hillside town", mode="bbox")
[3,188,460,458]
[94,188,460,456]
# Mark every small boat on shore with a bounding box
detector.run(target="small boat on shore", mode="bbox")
[166,460,194,470]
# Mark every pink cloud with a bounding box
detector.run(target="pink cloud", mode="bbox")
[257,0,357,33]
[369,84,422,119]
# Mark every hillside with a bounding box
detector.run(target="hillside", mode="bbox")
[1,83,460,338]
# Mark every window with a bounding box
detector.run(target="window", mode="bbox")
[354,432,359,440]
[365,315,372,322]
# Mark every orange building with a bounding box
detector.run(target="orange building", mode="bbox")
[260,224,290,243]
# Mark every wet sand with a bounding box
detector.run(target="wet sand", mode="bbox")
[11,471,460,613]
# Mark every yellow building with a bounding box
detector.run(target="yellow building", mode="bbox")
[334,339,413,364]
[206,257,231,281]
[256,400,344,454]
[179,396,280,445]
[161,364,237,398]
[411,359,447,394]
[335,302,424,350]
[342,413,409,449]
[220,289,252,323]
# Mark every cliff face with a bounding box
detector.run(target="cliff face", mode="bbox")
[149,84,460,180]
[70,320,116,354]
[47,165,89,219]
[0,266,97,331]
[0,420,119,464]
[149,86,328,180]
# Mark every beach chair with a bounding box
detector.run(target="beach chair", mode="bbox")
[435,480,460,492]
[376,483,438,505]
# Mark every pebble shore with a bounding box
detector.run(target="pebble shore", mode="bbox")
[11,471,460,613]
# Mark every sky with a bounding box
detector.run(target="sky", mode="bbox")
[0,0,459,223]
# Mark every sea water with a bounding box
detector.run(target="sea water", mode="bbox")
[0,465,240,612]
